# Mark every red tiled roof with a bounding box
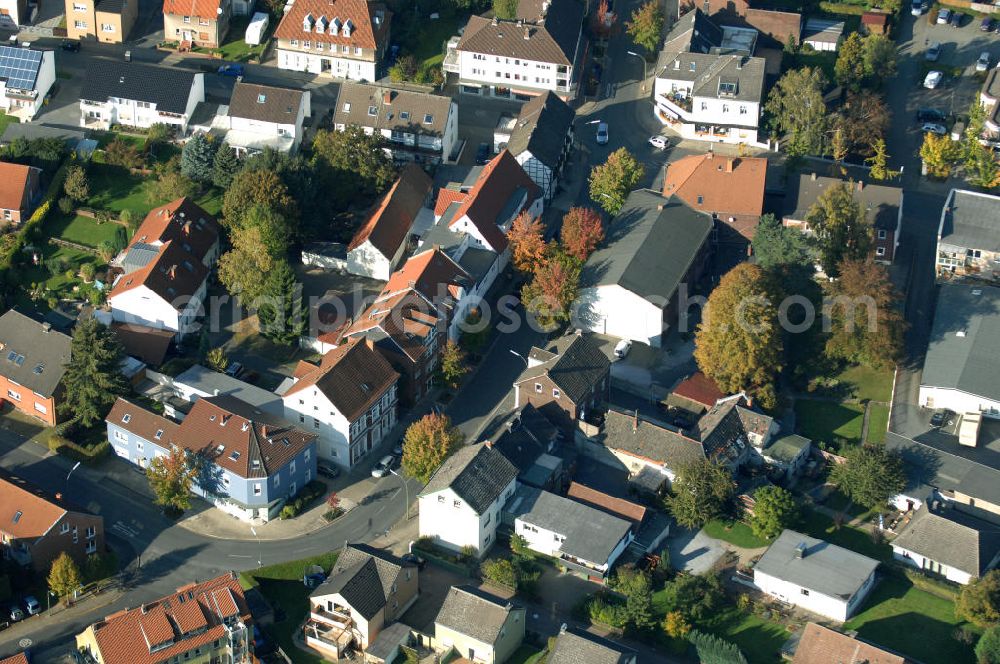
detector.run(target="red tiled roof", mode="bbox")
[90,572,251,664]
[671,372,725,409]
[110,322,175,366]
[434,187,468,217]
[0,654,29,664]
[861,10,889,26]
[0,162,34,212]
[274,0,390,50]
[349,164,432,257]
[663,154,767,217]
[447,150,539,252]
[793,623,907,664]
[0,471,68,541]
[131,197,219,263]
[346,290,440,362]
[383,247,470,304]
[566,482,646,526]
[162,0,221,19]
[283,337,399,421]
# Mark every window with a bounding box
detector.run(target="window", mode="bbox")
[86,526,95,539]
[484,512,491,525]
[355,46,362,54]
[453,499,462,508]
[400,111,410,120]
[700,101,708,111]
[341,103,351,114]
[5,389,18,401]
[61,522,70,534]
[253,483,262,496]
[34,402,47,414]
[199,17,209,25]
[303,40,310,48]
[223,474,230,487]
[114,430,127,443]
[485,533,491,544]
[534,383,542,393]
[304,449,310,461]
[876,247,886,257]
[800,588,810,596]
[438,495,445,503]
[290,460,297,474]
[290,39,298,46]
[299,415,305,423]
[313,418,320,429]
[274,473,280,487]
[154,429,163,440]
[739,105,747,115]
[342,44,349,53]
[423,114,433,124]
[877,229,887,239]
[552,388,560,398]
[182,15,190,22]
[136,440,143,452]
[368,105,377,116]
[73,2,86,9]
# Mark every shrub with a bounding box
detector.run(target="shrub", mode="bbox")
[322,508,345,522]
[47,433,110,464]
[278,480,327,518]
[58,196,73,214]
[460,545,478,561]
[586,594,628,628]
[481,559,518,589]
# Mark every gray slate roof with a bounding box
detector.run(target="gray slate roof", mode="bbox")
[0,309,71,398]
[419,443,518,514]
[887,432,1000,510]
[514,333,609,404]
[228,82,305,124]
[581,189,712,304]
[506,485,632,565]
[174,364,285,418]
[505,91,574,170]
[662,7,723,54]
[765,434,811,464]
[657,52,766,104]
[785,173,902,230]
[939,189,1000,253]
[309,543,410,619]
[82,60,198,114]
[892,504,1000,577]
[334,81,454,137]
[599,407,705,468]
[921,282,1000,402]
[547,629,637,664]
[754,529,880,601]
[435,585,518,645]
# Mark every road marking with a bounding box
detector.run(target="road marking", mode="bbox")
[112,521,138,538]
[228,554,253,558]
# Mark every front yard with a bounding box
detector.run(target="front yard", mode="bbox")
[216,16,272,62]
[703,519,771,549]
[794,400,866,448]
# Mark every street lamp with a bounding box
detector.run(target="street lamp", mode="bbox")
[626,51,648,92]
[65,461,80,498]
[388,468,410,521]
[509,349,529,366]
[249,526,261,569]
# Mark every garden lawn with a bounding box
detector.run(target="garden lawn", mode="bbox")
[794,399,865,447]
[216,16,271,62]
[49,213,123,249]
[86,163,224,217]
[837,365,893,403]
[395,10,464,71]
[703,519,771,549]
[706,608,790,664]
[12,244,103,311]
[240,551,340,664]
[799,507,891,561]
[866,403,890,444]
[0,112,18,136]
[844,576,976,664]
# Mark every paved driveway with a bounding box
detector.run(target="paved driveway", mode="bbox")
[666,527,726,575]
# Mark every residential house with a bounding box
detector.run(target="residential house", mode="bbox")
[802,18,844,51]
[281,338,399,469]
[891,502,1000,585]
[75,572,253,664]
[0,161,42,224]
[574,189,713,346]
[434,585,525,664]
[784,172,903,265]
[109,322,175,366]
[274,0,390,81]
[221,81,311,155]
[108,198,220,339]
[505,485,633,580]
[754,529,879,621]
[0,653,29,664]
[106,394,317,521]
[792,623,908,664]
[682,1,801,49]
[652,9,767,145]
[304,543,418,658]
[492,404,565,490]
[981,68,1000,140]
[346,163,433,280]
[0,308,71,427]
[170,364,286,418]
[566,482,646,529]
[0,46,55,121]
[494,91,574,201]
[418,442,518,557]
[935,188,1000,278]
[163,0,231,48]
[547,626,637,664]
[343,289,442,406]
[512,331,610,431]
[0,468,105,573]
[918,282,1000,419]
[760,433,812,480]
[65,0,138,43]
[0,0,27,28]
[333,82,458,164]
[666,371,725,415]
[380,247,473,341]
[80,60,205,133]
[443,0,585,101]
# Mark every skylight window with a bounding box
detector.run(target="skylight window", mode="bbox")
[155,429,164,440]
[423,113,434,124]
[230,450,241,461]
[368,105,377,116]
[257,93,266,104]
[343,102,351,112]
[122,414,131,423]
[400,111,410,120]
[12,511,21,523]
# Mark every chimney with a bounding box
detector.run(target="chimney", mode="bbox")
[484,440,493,449]
[41,322,51,333]
[55,492,62,500]
[656,204,664,211]
[364,337,375,351]
[810,172,817,181]
[706,150,714,159]
[261,425,268,437]
[857,181,864,192]
[168,265,177,279]
[383,91,393,104]
[524,26,530,40]
[736,57,743,70]
[492,15,498,25]
[746,395,754,408]
[795,542,807,559]
[183,220,191,235]
[724,158,734,173]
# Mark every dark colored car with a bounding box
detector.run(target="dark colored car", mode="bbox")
[402,552,426,570]
[916,108,947,123]
[218,64,245,77]
[317,461,340,479]
[950,11,963,27]
[930,409,954,427]
[982,17,995,31]
[60,39,80,52]
[475,142,491,165]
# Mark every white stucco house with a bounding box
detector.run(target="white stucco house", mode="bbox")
[418,442,518,557]
[80,60,205,133]
[221,81,311,155]
[0,46,55,121]
[891,503,1000,585]
[281,338,399,469]
[753,530,879,621]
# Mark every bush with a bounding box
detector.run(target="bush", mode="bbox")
[278,480,327,519]
[58,196,73,214]
[586,594,628,629]
[322,508,345,522]
[482,559,518,589]
[817,1,866,14]
[47,433,110,464]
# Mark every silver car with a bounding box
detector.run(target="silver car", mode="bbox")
[977,51,991,72]
[371,455,395,478]
[596,122,609,145]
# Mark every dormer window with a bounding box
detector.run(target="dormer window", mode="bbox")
[330,17,341,35]
[423,114,433,124]
[343,19,353,37]
[302,13,314,32]
[316,15,327,32]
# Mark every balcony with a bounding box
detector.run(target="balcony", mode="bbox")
[310,605,353,627]
[655,94,693,123]
[304,618,353,656]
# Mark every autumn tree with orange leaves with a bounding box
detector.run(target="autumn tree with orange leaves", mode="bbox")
[507,212,547,273]
[560,207,604,262]
[521,250,582,328]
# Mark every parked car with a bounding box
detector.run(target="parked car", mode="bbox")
[596,122,609,145]
[7,604,23,622]
[978,51,991,72]
[218,64,245,77]
[937,7,951,24]
[371,455,395,478]
[393,441,404,456]
[60,39,80,52]
[911,0,925,15]
[317,462,340,479]
[648,135,670,150]
[982,17,996,31]
[921,122,948,135]
[925,42,941,62]
[23,596,40,616]
[917,108,947,123]
[402,552,426,570]
[224,361,244,378]
[475,142,491,165]
[923,70,943,89]
[930,409,955,427]
[613,339,632,359]
[950,10,963,27]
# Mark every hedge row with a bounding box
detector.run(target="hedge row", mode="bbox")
[48,433,111,464]
[279,479,327,519]
[818,1,867,14]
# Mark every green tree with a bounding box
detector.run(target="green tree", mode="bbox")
[206,347,228,372]
[960,570,1000,628]
[658,573,724,623]
[964,101,999,190]
[389,55,418,83]
[861,34,897,87]
[765,67,829,157]
[146,123,172,147]
[614,566,656,630]
[401,413,464,483]
[212,143,240,189]
[103,137,144,169]
[218,222,285,302]
[438,340,468,388]
[804,181,873,278]
[222,168,298,227]
[232,204,293,256]
[493,0,517,19]
[180,132,218,183]
[60,318,128,428]
[694,263,783,394]
[148,156,197,203]
[666,459,734,528]
[521,249,581,328]
[866,138,898,181]
[312,126,396,196]
[146,445,200,512]
[750,485,798,540]
[481,558,518,588]
[510,533,533,558]
[663,611,692,639]
[256,259,304,345]
[834,33,866,89]
[79,262,96,282]
[977,625,1000,663]
[48,552,82,603]
[751,213,811,270]
[688,630,748,664]
[920,131,961,179]
[626,0,663,54]
[589,148,643,215]
[830,444,907,510]
[834,90,891,159]
[824,259,905,369]
[63,165,89,202]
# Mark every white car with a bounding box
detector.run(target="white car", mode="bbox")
[596,122,609,145]
[923,70,943,89]
[937,7,951,24]
[921,122,947,135]
[925,42,941,62]
[371,455,394,478]
[977,51,991,72]
[614,339,632,359]
[648,135,670,149]
[911,0,925,15]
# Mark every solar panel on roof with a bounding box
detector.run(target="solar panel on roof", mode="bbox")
[0,47,42,91]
